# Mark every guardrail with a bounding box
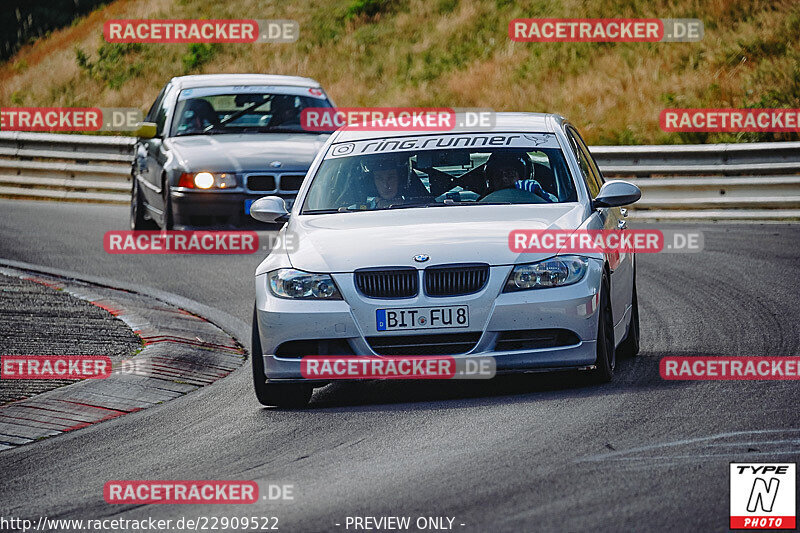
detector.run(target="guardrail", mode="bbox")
[0,131,798,220]
[594,142,800,219]
[0,132,133,203]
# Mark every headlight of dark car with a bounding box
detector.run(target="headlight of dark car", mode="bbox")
[178,172,237,189]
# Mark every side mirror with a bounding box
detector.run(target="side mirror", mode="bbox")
[134,122,157,139]
[593,180,641,209]
[250,196,289,223]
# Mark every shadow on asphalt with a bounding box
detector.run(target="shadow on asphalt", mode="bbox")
[258,350,711,413]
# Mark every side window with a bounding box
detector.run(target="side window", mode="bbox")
[146,85,168,123]
[566,127,600,197]
[154,88,174,137]
[571,127,605,186]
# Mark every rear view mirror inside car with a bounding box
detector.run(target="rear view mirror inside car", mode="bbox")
[415,149,471,169]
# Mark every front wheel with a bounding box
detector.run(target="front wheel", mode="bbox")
[251,304,313,408]
[617,277,640,358]
[161,179,174,230]
[590,270,616,383]
[130,177,157,230]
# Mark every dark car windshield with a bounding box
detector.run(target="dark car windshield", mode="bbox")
[301,133,577,213]
[171,86,334,137]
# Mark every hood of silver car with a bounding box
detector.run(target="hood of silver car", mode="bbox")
[283,203,586,273]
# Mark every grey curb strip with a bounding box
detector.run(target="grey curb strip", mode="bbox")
[0,258,250,344]
[0,259,251,451]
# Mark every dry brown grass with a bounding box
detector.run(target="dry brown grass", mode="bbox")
[2,0,799,143]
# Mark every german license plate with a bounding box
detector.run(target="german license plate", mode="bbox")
[376,306,469,331]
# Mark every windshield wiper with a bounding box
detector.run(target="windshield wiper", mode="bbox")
[174,127,247,137]
[304,201,515,215]
[302,207,366,214]
[385,201,513,209]
[174,129,219,137]
[262,126,331,134]
[385,202,441,210]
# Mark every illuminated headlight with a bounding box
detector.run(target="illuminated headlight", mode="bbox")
[504,255,589,292]
[268,269,342,300]
[178,172,237,189]
[194,172,214,189]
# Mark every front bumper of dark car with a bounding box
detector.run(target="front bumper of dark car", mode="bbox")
[170,189,291,230]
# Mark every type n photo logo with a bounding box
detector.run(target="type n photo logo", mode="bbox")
[730,463,796,529]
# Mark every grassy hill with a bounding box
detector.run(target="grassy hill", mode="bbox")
[1,0,799,144]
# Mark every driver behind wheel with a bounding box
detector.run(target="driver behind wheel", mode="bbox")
[267,95,301,128]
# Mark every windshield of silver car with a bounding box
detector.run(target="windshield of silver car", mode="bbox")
[301,133,578,213]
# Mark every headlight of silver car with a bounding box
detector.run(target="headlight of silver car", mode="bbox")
[503,255,589,292]
[268,269,342,300]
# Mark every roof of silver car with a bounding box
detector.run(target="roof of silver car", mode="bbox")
[331,112,565,142]
[169,74,323,89]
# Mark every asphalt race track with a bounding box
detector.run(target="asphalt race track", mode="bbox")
[0,198,799,532]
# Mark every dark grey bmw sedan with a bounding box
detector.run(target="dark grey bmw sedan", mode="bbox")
[130,73,334,230]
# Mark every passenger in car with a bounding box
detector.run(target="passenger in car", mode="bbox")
[176,98,219,134]
[484,152,557,202]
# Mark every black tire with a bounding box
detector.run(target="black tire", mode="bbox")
[617,276,640,358]
[251,304,313,408]
[130,177,157,230]
[590,270,616,383]
[161,177,174,230]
